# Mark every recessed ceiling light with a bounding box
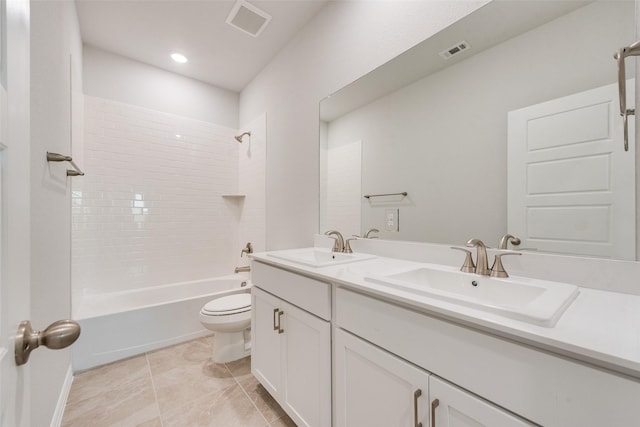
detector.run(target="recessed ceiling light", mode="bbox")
[171,53,188,64]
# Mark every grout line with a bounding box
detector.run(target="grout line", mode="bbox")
[145,352,165,427]
[226,359,271,427]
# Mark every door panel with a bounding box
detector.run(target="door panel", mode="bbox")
[508,81,635,259]
[1,0,32,425]
[281,300,331,427]
[334,328,430,427]
[251,288,282,397]
[430,376,533,427]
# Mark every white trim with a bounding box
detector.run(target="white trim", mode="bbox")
[50,365,73,427]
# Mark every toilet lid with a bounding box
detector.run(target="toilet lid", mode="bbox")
[202,294,251,315]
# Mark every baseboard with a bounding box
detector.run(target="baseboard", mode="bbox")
[50,365,74,427]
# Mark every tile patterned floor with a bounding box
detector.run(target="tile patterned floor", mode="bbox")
[61,336,296,427]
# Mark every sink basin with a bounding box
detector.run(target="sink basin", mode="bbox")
[268,248,375,268]
[366,266,579,327]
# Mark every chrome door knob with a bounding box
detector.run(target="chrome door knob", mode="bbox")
[15,319,81,366]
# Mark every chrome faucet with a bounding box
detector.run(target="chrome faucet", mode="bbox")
[325,230,345,253]
[498,234,521,250]
[466,238,491,276]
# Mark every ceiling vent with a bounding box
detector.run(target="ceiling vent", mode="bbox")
[439,41,471,60]
[226,0,272,38]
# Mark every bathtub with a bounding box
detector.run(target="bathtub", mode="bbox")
[71,275,250,371]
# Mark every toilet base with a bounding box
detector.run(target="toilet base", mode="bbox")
[212,329,251,363]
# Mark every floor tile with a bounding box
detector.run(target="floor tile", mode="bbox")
[63,337,292,427]
[152,358,236,415]
[62,374,159,426]
[146,335,213,376]
[161,383,268,427]
[270,414,298,427]
[237,375,287,423]
[67,355,150,405]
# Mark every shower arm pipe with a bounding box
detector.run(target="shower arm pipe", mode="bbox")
[234,131,251,143]
[614,41,640,151]
[46,152,85,176]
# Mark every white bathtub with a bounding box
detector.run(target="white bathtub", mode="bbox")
[72,275,250,371]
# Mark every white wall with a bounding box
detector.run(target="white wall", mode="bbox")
[240,0,490,250]
[324,1,632,246]
[30,0,83,425]
[83,45,239,128]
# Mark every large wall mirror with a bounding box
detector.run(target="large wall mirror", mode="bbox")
[320,0,638,261]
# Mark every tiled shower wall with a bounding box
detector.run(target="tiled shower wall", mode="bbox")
[72,96,240,295]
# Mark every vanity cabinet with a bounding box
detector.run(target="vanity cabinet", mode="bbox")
[429,376,533,427]
[334,328,531,427]
[335,287,640,427]
[334,328,430,427]
[251,261,332,427]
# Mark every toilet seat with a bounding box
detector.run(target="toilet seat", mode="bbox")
[201,294,251,316]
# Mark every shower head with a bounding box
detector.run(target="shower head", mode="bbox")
[234,131,251,143]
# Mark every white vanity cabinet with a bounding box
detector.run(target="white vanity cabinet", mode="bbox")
[251,261,332,427]
[429,376,533,427]
[334,327,531,427]
[335,286,640,427]
[334,328,431,427]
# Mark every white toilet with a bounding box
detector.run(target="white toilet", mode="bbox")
[199,293,252,363]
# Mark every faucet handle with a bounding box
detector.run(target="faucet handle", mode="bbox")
[451,247,476,273]
[344,237,358,253]
[490,251,522,278]
[241,242,253,257]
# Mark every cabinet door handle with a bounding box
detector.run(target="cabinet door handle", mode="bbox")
[273,308,279,331]
[431,398,440,427]
[413,389,422,427]
[277,310,284,334]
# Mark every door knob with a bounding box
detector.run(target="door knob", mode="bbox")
[15,319,81,366]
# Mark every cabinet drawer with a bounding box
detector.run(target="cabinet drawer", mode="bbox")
[335,287,640,427]
[252,261,331,320]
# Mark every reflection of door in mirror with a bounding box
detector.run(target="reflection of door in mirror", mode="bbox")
[508,81,635,260]
[320,133,362,237]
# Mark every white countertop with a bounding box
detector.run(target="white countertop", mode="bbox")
[250,250,640,379]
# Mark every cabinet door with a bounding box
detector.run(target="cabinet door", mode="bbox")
[334,328,430,427]
[251,288,283,397]
[281,299,331,427]
[429,376,534,427]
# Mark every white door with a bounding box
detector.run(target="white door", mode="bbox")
[280,298,331,427]
[430,376,534,427]
[0,0,32,425]
[334,328,430,427]
[508,81,635,259]
[251,287,283,397]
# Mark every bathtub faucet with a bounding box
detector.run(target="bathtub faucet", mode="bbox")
[235,265,251,273]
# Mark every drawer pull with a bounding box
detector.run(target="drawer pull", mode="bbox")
[273,308,279,331]
[414,389,422,427]
[277,310,285,334]
[431,398,440,427]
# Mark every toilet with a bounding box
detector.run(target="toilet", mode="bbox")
[199,293,252,363]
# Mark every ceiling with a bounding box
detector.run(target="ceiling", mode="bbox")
[75,0,329,93]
